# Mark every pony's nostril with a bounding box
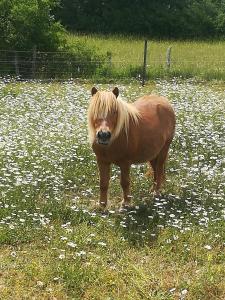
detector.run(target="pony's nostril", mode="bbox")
[97,131,102,139]
[106,131,111,139]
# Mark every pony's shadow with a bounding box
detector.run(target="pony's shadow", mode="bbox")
[109,193,205,247]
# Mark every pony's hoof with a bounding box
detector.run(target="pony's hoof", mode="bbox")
[92,202,107,212]
[119,201,131,212]
[151,190,161,198]
[98,201,108,210]
[119,207,128,213]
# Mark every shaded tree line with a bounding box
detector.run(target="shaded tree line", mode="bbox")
[56,0,225,39]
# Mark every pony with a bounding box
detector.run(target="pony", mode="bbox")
[87,87,176,208]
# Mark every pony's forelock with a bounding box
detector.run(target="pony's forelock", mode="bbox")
[87,90,140,144]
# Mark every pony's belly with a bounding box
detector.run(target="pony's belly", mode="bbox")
[126,135,164,163]
[128,150,157,164]
[115,144,160,164]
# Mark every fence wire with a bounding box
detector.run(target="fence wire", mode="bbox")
[1,49,225,81]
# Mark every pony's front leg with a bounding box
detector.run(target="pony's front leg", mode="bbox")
[120,163,131,208]
[97,160,111,208]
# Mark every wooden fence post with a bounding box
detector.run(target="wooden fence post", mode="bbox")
[31,46,37,78]
[107,51,112,73]
[142,40,148,86]
[14,51,19,76]
[166,46,172,70]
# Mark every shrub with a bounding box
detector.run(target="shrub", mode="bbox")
[0,0,65,51]
[0,0,106,78]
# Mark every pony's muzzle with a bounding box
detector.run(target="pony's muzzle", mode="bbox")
[97,130,111,145]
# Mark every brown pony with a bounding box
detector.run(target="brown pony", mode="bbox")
[88,87,176,208]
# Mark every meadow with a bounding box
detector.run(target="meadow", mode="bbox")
[0,78,225,299]
[68,34,225,80]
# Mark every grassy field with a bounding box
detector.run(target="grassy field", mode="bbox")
[0,78,225,299]
[2,35,225,81]
[68,34,225,80]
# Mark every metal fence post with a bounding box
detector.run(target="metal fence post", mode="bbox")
[14,51,19,76]
[107,51,112,69]
[31,46,37,78]
[142,40,148,86]
[166,46,172,70]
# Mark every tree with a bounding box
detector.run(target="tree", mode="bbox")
[56,0,225,39]
[0,0,65,51]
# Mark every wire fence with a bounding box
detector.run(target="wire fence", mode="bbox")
[1,45,225,82]
[0,49,106,80]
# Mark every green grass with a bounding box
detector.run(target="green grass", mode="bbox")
[3,34,225,81]
[1,222,224,299]
[68,34,225,80]
[0,79,224,299]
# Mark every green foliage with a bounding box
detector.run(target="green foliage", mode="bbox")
[0,0,106,78]
[0,0,65,51]
[56,0,225,39]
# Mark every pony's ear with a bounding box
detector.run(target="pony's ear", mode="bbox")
[112,87,119,98]
[91,87,98,96]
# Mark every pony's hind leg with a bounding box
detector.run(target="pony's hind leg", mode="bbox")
[149,159,158,193]
[119,163,131,208]
[146,161,154,177]
[153,140,171,194]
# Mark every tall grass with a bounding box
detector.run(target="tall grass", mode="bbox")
[67,34,225,80]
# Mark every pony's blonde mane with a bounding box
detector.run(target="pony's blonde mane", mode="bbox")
[88,91,140,144]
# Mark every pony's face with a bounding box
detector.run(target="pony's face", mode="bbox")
[91,87,119,145]
[94,110,117,145]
